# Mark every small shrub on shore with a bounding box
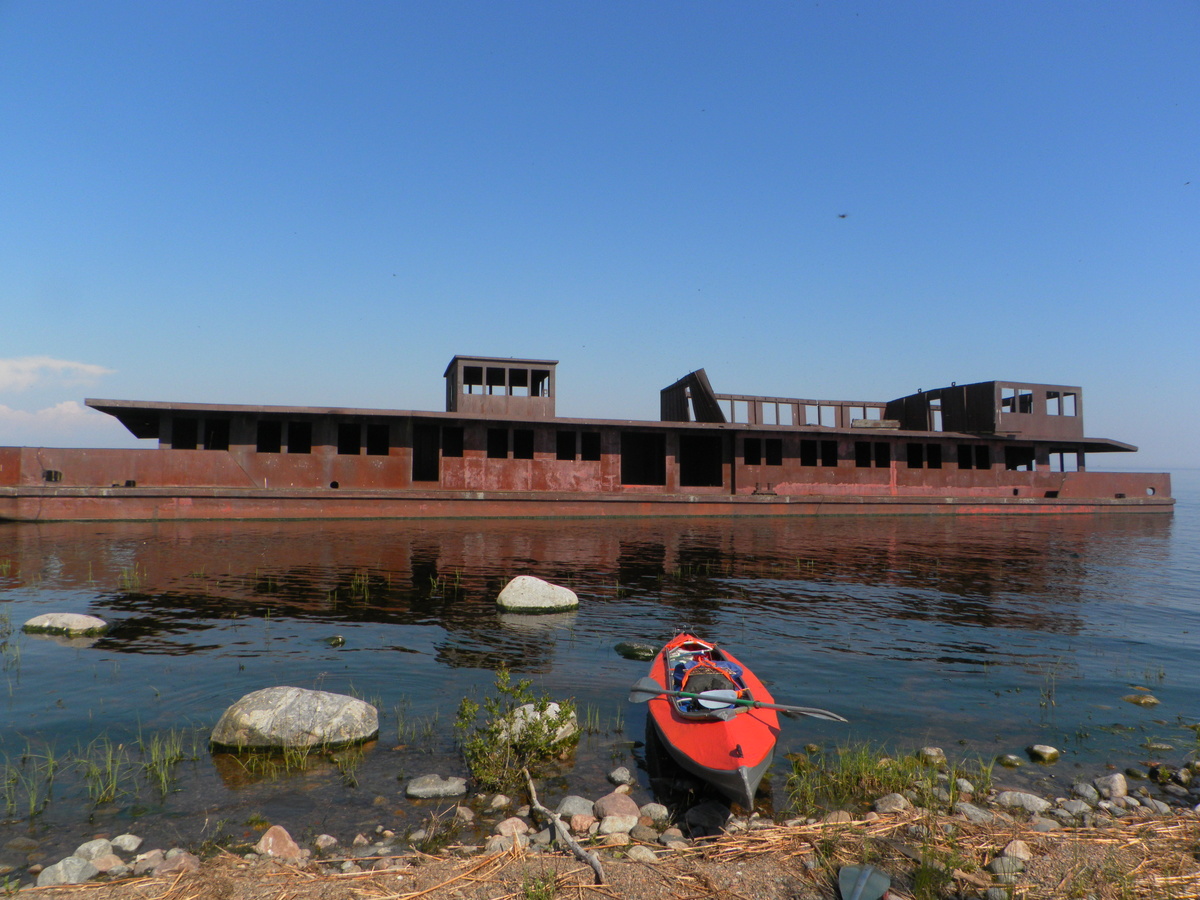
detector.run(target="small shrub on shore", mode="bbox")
[454,666,578,791]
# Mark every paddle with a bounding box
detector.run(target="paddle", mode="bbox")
[838,864,890,900]
[627,676,848,722]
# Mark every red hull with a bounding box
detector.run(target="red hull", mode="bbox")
[646,634,780,807]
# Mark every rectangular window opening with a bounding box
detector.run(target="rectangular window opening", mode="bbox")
[556,430,576,461]
[927,444,942,469]
[820,440,838,467]
[620,432,666,485]
[1063,392,1077,416]
[765,438,783,466]
[512,429,534,460]
[778,404,794,426]
[1004,446,1036,471]
[485,367,507,395]
[873,442,890,468]
[532,370,551,398]
[957,444,973,470]
[486,428,508,459]
[907,443,924,469]
[679,434,723,487]
[412,424,440,482]
[442,426,464,458]
[855,441,872,468]
[580,432,601,461]
[975,445,991,470]
[804,405,819,426]
[203,418,230,451]
[366,423,389,456]
[1046,391,1061,416]
[337,423,361,455]
[744,438,762,466]
[509,368,530,397]
[800,439,818,467]
[819,406,837,428]
[462,366,484,394]
[173,417,198,450]
[257,420,283,454]
[287,421,312,454]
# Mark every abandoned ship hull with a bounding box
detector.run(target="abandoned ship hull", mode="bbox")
[0,355,1174,522]
[0,479,1173,523]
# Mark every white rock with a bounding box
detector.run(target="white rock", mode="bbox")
[23,613,108,636]
[496,576,579,612]
[1094,772,1128,800]
[37,857,99,887]
[405,774,468,798]
[996,791,1051,814]
[210,686,378,748]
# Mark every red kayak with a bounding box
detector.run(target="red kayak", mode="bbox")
[644,634,780,808]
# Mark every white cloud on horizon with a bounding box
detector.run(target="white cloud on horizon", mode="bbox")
[0,356,115,393]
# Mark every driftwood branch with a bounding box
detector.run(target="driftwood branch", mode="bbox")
[523,767,605,884]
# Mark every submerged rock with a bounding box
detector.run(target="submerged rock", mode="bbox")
[614,641,657,661]
[210,686,379,748]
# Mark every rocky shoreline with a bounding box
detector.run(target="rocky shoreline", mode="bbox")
[21,746,1200,898]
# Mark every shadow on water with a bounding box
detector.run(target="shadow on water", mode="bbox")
[0,492,1194,864]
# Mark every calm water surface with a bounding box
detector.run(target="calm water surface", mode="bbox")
[0,470,1196,860]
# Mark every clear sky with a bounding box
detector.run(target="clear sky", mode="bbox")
[1,2,1195,469]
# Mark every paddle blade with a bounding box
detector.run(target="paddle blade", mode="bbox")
[785,706,849,722]
[696,689,740,709]
[627,677,665,703]
[839,864,890,900]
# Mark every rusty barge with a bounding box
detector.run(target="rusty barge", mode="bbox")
[0,355,1172,522]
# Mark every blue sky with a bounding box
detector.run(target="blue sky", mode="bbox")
[1,2,1195,468]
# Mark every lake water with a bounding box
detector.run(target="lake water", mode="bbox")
[0,469,1196,861]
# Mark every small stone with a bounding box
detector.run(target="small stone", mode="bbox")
[629,824,660,843]
[1072,782,1101,803]
[530,828,553,847]
[874,793,911,814]
[954,801,995,824]
[489,794,512,810]
[955,778,975,794]
[154,851,201,876]
[599,815,639,835]
[599,832,631,847]
[132,849,165,875]
[989,856,1025,875]
[1060,799,1091,816]
[1095,773,1128,799]
[639,802,670,824]
[996,791,1051,814]
[822,810,853,824]
[594,791,640,819]
[1122,693,1160,707]
[556,795,595,818]
[255,826,303,861]
[90,854,125,873]
[37,857,99,887]
[919,746,946,766]
[1028,744,1060,763]
[111,834,143,853]
[1125,767,1148,781]
[315,835,339,852]
[997,754,1024,768]
[608,766,636,786]
[614,642,657,661]
[1031,816,1061,831]
[569,814,596,834]
[1002,839,1033,861]
[405,774,467,799]
[495,817,530,837]
[74,839,113,861]
[352,833,370,846]
[626,845,659,863]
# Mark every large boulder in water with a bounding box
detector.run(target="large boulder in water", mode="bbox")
[496,576,579,612]
[23,613,108,636]
[210,686,378,749]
